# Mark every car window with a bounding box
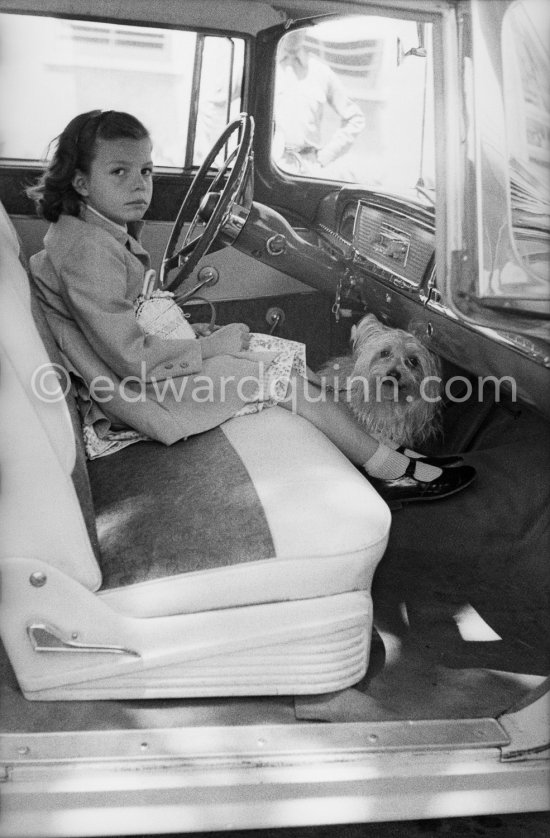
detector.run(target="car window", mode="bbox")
[272,16,435,204]
[0,13,245,168]
[502,0,550,287]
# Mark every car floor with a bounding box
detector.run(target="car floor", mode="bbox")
[2,394,548,734]
[300,392,549,723]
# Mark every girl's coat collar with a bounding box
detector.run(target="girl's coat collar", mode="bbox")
[80,203,147,254]
[44,206,149,263]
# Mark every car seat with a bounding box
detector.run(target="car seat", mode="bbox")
[0,200,391,700]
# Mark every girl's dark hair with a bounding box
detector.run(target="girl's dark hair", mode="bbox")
[26,110,150,222]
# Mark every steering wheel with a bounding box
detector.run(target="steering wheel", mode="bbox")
[159,114,254,300]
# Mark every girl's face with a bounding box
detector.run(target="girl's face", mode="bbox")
[72,136,153,227]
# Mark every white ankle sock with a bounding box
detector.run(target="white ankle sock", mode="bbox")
[363,444,442,481]
[384,440,425,459]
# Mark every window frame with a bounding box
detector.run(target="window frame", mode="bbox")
[0,10,249,174]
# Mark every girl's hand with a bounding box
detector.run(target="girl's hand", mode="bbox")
[192,322,218,337]
[199,323,250,358]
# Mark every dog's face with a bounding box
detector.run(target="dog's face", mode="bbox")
[348,314,441,447]
[351,315,440,405]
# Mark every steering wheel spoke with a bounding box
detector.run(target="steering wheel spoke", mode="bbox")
[184,210,206,246]
[160,114,254,293]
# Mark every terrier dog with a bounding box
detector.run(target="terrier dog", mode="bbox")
[318,314,442,448]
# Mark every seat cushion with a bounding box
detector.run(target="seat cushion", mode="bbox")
[95,408,391,617]
[89,426,277,586]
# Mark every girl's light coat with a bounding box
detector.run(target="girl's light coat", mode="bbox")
[30,207,277,444]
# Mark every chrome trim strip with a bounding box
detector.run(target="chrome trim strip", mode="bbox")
[27,624,140,657]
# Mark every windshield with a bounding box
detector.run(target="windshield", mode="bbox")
[272,16,435,205]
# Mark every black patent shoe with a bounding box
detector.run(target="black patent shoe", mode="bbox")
[396,446,463,467]
[370,460,476,505]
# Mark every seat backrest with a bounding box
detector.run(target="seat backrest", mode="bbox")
[0,202,102,591]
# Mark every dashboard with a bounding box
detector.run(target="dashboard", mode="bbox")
[315,191,437,313]
[351,200,435,293]
[313,190,550,421]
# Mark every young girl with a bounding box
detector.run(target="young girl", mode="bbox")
[28,109,475,504]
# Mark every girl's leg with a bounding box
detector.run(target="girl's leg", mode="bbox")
[276,377,477,503]
[281,377,378,463]
[278,376,442,480]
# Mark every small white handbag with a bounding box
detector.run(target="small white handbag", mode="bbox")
[134,269,197,340]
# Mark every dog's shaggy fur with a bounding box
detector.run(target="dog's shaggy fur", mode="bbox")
[318,314,442,448]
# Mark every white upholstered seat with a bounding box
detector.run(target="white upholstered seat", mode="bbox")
[0,201,391,700]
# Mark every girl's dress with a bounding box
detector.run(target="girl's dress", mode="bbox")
[30,205,307,458]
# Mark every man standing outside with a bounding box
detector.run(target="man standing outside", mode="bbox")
[274,28,365,179]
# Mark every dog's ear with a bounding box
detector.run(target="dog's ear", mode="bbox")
[352,313,385,350]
